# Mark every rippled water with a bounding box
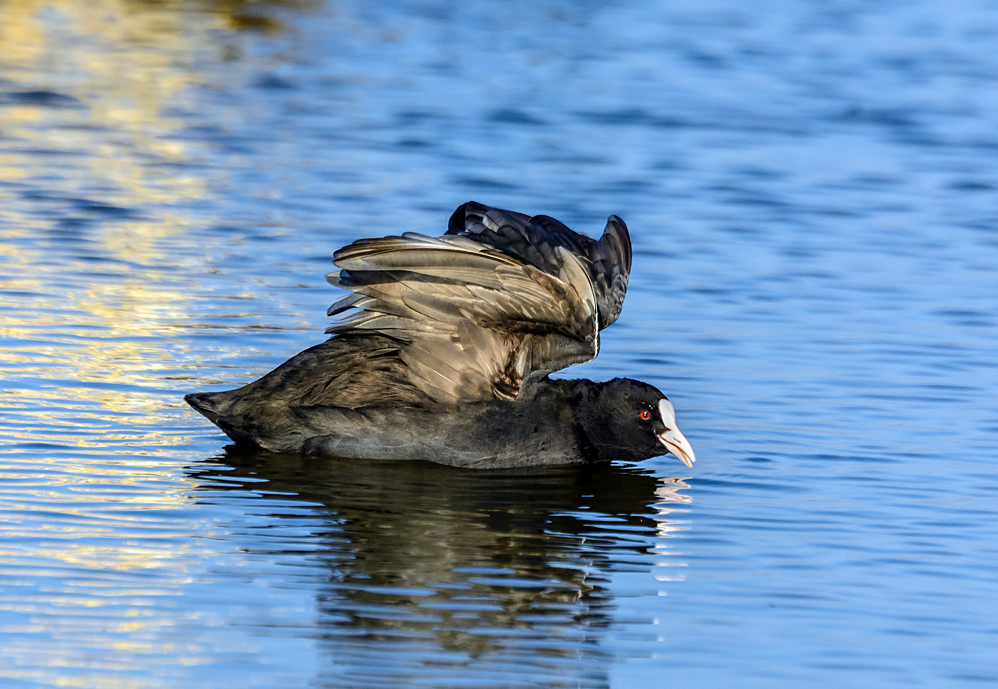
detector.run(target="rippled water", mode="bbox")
[2,1,998,686]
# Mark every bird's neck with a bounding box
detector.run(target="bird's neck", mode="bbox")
[520,378,613,463]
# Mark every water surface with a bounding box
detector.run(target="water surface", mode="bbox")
[1,1,997,687]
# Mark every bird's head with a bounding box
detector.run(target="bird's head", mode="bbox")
[582,378,696,467]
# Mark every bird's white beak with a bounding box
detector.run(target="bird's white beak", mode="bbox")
[656,399,696,469]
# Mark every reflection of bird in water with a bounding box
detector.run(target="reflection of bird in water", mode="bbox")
[187,202,695,468]
[191,449,689,683]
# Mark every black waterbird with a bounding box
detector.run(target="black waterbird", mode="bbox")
[186,202,695,469]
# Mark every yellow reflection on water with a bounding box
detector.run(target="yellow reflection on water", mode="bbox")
[0,0,233,421]
[0,2,322,685]
[0,0,220,198]
[0,5,290,683]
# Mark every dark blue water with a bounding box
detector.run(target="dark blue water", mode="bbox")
[2,1,997,686]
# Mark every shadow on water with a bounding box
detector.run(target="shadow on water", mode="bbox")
[189,449,691,688]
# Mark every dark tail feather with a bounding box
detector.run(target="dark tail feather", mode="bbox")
[185,391,228,423]
[185,390,265,448]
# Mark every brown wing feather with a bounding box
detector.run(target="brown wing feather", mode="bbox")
[327,231,599,405]
[323,203,631,406]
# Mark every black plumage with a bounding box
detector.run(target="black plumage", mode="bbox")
[186,202,695,469]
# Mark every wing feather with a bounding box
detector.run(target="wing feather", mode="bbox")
[325,203,630,405]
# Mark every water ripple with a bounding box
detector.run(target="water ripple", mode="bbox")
[2,0,998,687]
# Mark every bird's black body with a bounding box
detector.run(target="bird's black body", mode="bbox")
[186,202,695,469]
[187,376,673,468]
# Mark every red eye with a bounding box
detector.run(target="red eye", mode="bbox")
[639,410,651,420]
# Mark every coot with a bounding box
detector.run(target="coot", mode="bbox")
[186,202,695,469]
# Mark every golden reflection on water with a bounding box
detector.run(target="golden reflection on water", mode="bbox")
[0,0,238,422]
[0,4,304,684]
[0,0,317,423]
[0,1,214,200]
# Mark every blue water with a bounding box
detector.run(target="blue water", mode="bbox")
[2,1,997,686]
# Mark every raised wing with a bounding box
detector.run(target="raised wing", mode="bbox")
[446,201,631,330]
[326,203,631,406]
